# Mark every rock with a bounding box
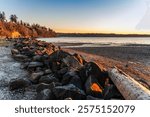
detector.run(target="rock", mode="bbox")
[49,50,71,62]
[33,55,42,62]
[11,49,19,55]
[51,62,60,72]
[57,67,69,76]
[36,82,62,93]
[39,74,59,84]
[53,84,86,100]
[103,84,123,100]
[36,89,55,100]
[64,97,72,100]
[30,71,44,83]
[86,95,103,100]
[62,71,83,89]
[44,69,52,75]
[36,83,51,93]
[85,75,103,98]
[73,53,87,65]
[79,62,108,87]
[28,62,43,68]
[9,79,31,91]
[62,55,83,69]
[20,62,29,69]
[13,54,28,61]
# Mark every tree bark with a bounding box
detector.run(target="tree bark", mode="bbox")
[108,68,150,100]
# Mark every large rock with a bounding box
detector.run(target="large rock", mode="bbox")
[30,71,44,83]
[39,74,59,84]
[28,62,44,68]
[85,75,103,98]
[79,62,108,87]
[62,55,83,69]
[9,79,31,91]
[11,49,19,55]
[33,55,42,62]
[73,53,87,65]
[49,50,71,62]
[103,84,123,100]
[62,71,83,89]
[53,84,86,100]
[13,54,28,61]
[36,82,62,93]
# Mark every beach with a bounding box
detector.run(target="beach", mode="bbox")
[61,43,150,89]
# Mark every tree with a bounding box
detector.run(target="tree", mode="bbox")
[10,14,18,23]
[0,11,6,21]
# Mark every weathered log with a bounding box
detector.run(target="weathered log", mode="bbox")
[108,68,150,100]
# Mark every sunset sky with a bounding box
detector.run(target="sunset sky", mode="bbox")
[0,0,150,34]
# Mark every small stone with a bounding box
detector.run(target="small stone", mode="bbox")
[44,69,52,75]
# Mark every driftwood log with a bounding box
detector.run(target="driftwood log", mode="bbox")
[108,68,150,100]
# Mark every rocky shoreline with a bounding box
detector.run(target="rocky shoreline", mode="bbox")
[8,38,124,100]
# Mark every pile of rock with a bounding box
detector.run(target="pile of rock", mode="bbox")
[9,38,123,100]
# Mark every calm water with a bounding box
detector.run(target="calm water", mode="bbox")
[39,37,150,47]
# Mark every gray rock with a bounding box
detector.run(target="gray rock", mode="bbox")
[30,71,44,83]
[36,89,54,100]
[28,62,43,68]
[9,79,31,91]
[39,74,58,84]
[62,55,82,69]
[53,84,86,100]
[86,95,103,100]
[33,55,42,62]
[44,69,52,75]
[13,54,28,61]
[11,49,19,55]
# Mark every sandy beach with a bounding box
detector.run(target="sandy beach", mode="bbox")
[60,43,150,89]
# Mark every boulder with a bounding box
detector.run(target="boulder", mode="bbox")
[44,69,52,75]
[28,62,43,68]
[85,75,103,98]
[9,79,31,91]
[33,55,42,62]
[53,84,86,100]
[36,89,55,100]
[62,55,83,69]
[36,82,62,93]
[11,49,19,55]
[79,62,108,87]
[49,50,71,62]
[73,53,87,65]
[30,71,44,83]
[39,74,59,84]
[13,54,28,61]
[103,84,123,100]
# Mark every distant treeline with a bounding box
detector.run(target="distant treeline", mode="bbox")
[0,11,56,38]
[58,33,150,37]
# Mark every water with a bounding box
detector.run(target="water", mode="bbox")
[39,37,150,47]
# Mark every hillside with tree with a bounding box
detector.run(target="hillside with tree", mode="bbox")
[0,11,56,38]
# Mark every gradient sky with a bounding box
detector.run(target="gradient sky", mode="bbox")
[0,0,150,34]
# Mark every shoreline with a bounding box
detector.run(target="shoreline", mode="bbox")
[0,38,149,100]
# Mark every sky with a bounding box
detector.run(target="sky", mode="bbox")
[0,0,150,34]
